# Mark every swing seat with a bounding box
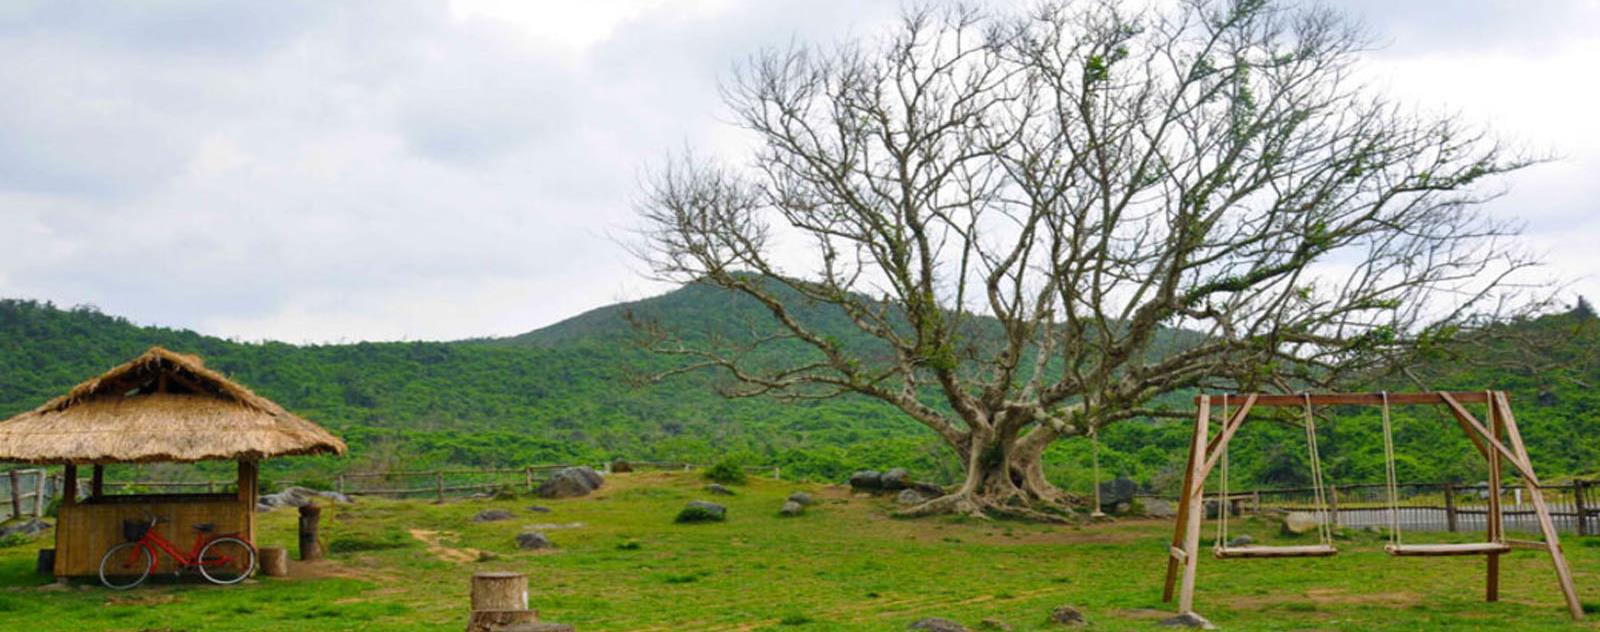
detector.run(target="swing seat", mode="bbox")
[1213,544,1338,559]
[1384,542,1512,557]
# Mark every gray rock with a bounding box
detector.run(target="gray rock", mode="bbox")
[779,500,805,517]
[472,509,514,522]
[258,486,315,509]
[1143,498,1176,518]
[849,470,883,490]
[880,468,911,491]
[1113,501,1131,515]
[0,518,50,540]
[705,484,735,496]
[1097,477,1136,512]
[897,488,933,506]
[538,467,604,499]
[787,492,814,506]
[1226,535,1253,547]
[1048,605,1087,626]
[1281,511,1322,535]
[909,618,969,632]
[610,459,634,473]
[317,490,353,504]
[675,500,727,523]
[515,531,554,550]
[1158,612,1216,629]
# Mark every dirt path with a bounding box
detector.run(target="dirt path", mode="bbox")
[408,528,483,563]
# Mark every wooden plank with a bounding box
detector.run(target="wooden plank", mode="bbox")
[1440,393,1527,474]
[1177,396,1211,615]
[1385,542,1512,557]
[1495,393,1584,621]
[1485,396,1502,602]
[1214,544,1338,559]
[1163,399,1209,603]
[1192,392,1493,407]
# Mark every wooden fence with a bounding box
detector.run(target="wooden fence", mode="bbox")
[0,468,52,521]
[1191,479,1599,537]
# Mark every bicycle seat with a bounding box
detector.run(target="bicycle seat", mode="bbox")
[191,522,216,533]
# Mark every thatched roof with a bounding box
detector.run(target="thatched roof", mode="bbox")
[0,347,346,464]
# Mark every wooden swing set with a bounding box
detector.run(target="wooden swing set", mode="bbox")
[1160,391,1584,621]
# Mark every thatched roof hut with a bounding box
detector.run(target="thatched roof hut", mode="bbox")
[0,346,345,578]
[0,346,345,463]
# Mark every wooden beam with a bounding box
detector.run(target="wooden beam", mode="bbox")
[90,465,104,499]
[1190,395,1258,499]
[1495,393,1584,621]
[1192,392,1494,407]
[61,465,76,507]
[1163,398,1209,603]
[238,460,259,545]
[1177,396,1211,615]
[1440,393,1537,483]
[1485,396,1502,603]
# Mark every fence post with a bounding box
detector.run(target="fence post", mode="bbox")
[1328,485,1340,528]
[1444,483,1458,533]
[337,474,346,496]
[33,471,45,518]
[8,470,21,519]
[1252,491,1261,515]
[436,471,445,502]
[773,466,781,480]
[524,466,533,493]
[1575,480,1589,537]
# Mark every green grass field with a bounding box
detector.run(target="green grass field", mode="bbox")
[1,471,1596,631]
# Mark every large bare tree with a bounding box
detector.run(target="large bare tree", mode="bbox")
[634,0,1538,520]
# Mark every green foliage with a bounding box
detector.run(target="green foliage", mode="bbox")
[702,458,748,485]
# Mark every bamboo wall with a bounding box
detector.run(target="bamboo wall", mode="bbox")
[53,495,250,577]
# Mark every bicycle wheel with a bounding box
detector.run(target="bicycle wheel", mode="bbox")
[196,537,255,585]
[99,542,154,590]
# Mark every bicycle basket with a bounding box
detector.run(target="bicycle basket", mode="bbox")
[122,519,150,542]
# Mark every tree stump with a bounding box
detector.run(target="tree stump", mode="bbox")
[298,505,323,561]
[471,571,528,610]
[259,547,289,577]
[466,610,540,632]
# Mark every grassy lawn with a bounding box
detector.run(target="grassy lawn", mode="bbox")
[1,471,1597,631]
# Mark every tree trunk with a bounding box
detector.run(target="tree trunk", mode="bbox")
[899,426,1079,522]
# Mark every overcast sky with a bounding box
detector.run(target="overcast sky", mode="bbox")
[1,0,1596,343]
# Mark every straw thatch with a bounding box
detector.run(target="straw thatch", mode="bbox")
[0,347,346,464]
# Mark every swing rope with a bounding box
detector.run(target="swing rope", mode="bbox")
[1380,391,1403,547]
[1090,424,1104,517]
[1302,393,1334,546]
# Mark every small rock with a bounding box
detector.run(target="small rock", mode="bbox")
[787,492,814,506]
[849,470,883,490]
[515,531,555,550]
[675,500,727,523]
[978,618,1012,631]
[1281,511,1322,535]
[909,618,968,632]
[896,488,933,506]
[1225,535,1253,547]
[1048,605,1087,626]
[471,509,514,522]
[316,490,353,504]
[1158,612,1216,629]
[779,500,805,517]
[705,483,735,496]
[880,468,911,490]
[527,505,552,513]
[1143,498,1176,518]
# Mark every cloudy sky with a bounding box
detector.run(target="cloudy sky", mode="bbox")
[1,0,1595,343]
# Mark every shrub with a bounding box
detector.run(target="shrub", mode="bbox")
[702,459,748,485]
[675,505,726,524]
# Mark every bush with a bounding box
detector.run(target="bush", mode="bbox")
[675,504,726,524]
[702,459,748,485]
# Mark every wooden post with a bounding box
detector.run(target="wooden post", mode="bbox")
[238,460,259,545]
[1177,396,1211,615]
[1575,480,1589,537]
[298,505,323,561]
[32,469,45,518]
[1328,485,1340,528]
[1485,399,1502,603]
[8,469,22,519]
[1494,392,1584,620]
[61,465,76,507]
[337,474,346,496]
[524,466,533,493]
[1443,483,1458,533]
[1162,398,1209,603]
[435,471,445,502]
[259,547,289,577]
[91,464,104,500]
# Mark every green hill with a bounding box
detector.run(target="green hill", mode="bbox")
[1,289,1595,491]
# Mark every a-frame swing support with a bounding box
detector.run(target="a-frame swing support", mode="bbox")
[1160,391,1584,621]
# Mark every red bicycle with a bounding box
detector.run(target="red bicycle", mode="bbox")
[98,512,257,589]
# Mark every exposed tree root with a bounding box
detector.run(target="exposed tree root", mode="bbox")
[893,490,1084,525]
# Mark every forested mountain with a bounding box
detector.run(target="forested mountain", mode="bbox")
[1,289,1595,492]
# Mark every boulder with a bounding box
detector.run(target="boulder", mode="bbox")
[896,488,933,506]
[537,467,604,499]
[1158,612,1216,629]
[705,484,735,496]
[610,459,634,473]
[1097,477,1136,512]
[1143,498,1176,519]
[515,531,554,550]
[849,471,883,491]
[0,518,50,540]
[1048,605,1087,626]
[472,509,514,522]
[880,468,911,491]
[787,492,814,506]
[909,618,969,632]
[1225,535,1253,547]
[675,500,727,523]
[1281,511,1322,535]
[779,501,805,517]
